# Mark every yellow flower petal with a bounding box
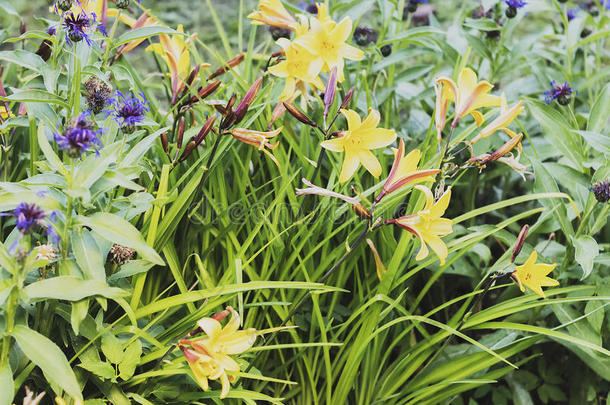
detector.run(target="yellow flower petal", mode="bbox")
[358,149,382,178]
[339,151,360,183]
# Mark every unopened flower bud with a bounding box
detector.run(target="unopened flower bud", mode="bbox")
[234,77,263,125]
[190,80,222,104]
[324,67,338,118]
[116,0,130,9]
[380,44,392,57]
[57,0,72,12]
[340,87,355,110]
[590,180,610,203]
[208,54,245,80]
[511,224,529,263]
[161,132,169,154]
[505,6,517,18]
[85,76,112,114]
[352,203,372,220]
[178,141,197,163]
[176,117,186,149]
[283,102,317,127]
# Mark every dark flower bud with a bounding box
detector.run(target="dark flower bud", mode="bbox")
[352,203,372,220]
[56,0,72,12]
[590,180,610,203]
[190,80,222,105]
[178,141,196,163]
[176,117,186,149]
[505,6,517,18]
[208,54,245,80]
[85,76,112,114]
[116,0,130,9]
[380,44,392,57]
[269,26,291,41]
[353,27,378,46]
[407,1,419,13]
[324,66,338,118]
[109,244,136,265]
[511,224,529,263]
[558,0,568,2]
[283,102,317,127]
[194,115,217,145]
[20,20,26,35]
[340,87,355,110]
[161,132,169,154]
[581,28,592,38]
[234,76,263,124]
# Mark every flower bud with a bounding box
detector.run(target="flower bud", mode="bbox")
[283,102,317,127]
[590,180,610,203]
[161,132,169,154]
[194,115,217,145]
[511,224,529,263]
[190,80,222,104]
[116,0,130,9]
[340,87,355,110]
[178,140,197,163]
[208,54,245,80]
[85,76,112,114]
[57,0,72,12]
[109,244,135,265]
[380,44,392,57]
[176,117,186,149]
[324,67,338,119]
[234,77,263,125]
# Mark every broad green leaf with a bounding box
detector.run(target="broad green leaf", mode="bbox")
[0,362,13,405]
[37,125,66,175]
[75,213,164,265]
[113,27,183,47]
[12,325,83,400]
[119,340,142,380]
[585,300,604,334]
[0,1,19,16]
[102,333,125,364]
[588,83,610,134]
[0,241,16,275]
[1,90,68,109]
[73,141,122,190]
[121,127,169,167]
[107,260,155,283]
[532,160,575,237]
[71,230,106,282]
[78,361,115,379]
[574,130,610,155]
[462,18,501,31]
[71,299,89,335]
[572,235,599,279]
[23,276,127,301]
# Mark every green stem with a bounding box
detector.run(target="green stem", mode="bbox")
[102,10,121,67]
[1,286,19,367]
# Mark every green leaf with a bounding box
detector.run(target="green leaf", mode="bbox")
[37,124,66,175]
[588,83,610,134]
[113,27,183,47]
[532,159,575,237]
[108,260,155,283]
[463,18,501,31]
[71,299,89,335]
[0,241,16,275]
[12,325,83,401]
[0,89,68,109]
[74,213,164,265]
[121,127,169,168]
[573,130,610,155]
[23,276,127,301]
[0,362,14,405]
[73,141,122,190]
[119,340,142,380]
[71,230,106,282]
[102,333,125,364]
[585,300,604,334]
[0,1,18,16]
[572,235,599,279]
[78,361,115,379]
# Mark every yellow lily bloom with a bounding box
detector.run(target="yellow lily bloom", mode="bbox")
[375,138,440,203]
[434,81,451,141]
[0,106,14,135]
[470,94,524,144]
[269,37,324,100]
[294,5,363,81]
[146,25,204,102]
[436,68,501,127]
[248,0,297,30]
[511,251,559,298]
[112,12,159,57]
[183,348,235,399]
[230,127,282,166]
[321,109,396,183]
[390,186,453,264]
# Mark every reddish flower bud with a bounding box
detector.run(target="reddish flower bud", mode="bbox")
[195,115,217,145]
[208,54,245,80]
[161,132,169,154]
[190,80,222,104]
[176,117,186,149]
[283,102,317,127]
[324,66,338,118]
[511,224,529,263]
[178,140,197,163]
[234,77,263,125]
[340,87,355,110]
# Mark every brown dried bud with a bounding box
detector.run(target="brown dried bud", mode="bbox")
[178,141,197,163]
[234,77,263,125]
[208,54,245,80]
[20,20,26,35]
[324,66,338,118]
[488,134,523,162]
[194,115,217,145]
[283,102,318,127]
[352,203,372,220]
[340,87,355,110]
[84,76,112,114]
[161,132,169,154]
[185,64,201,88]
[190,80,221,104]
[176,117,186,149]
[109,244,136,265]
[511,224,529,263]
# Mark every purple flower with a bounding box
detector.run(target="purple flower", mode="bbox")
[11,203,47,234]
[106,91,149,134]
[62,10,106,46]
[544,80,577,105]
[298,1,318,14]
[505,0,527,8]
[590,180,610,203]
[54,113,103,157]
[598,0,610,10]
[567,8,578,20]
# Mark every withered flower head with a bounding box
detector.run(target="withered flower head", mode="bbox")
[109,244,136,265]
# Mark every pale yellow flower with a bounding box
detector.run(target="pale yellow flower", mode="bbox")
[321,109,396,183]
[248,0,298,30]
[470,93,524,144]
[512,251,559,298]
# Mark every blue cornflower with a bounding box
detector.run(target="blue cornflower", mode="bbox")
[54,113,103,157]
[406,0,428,13]
[11,203,47,234]
[505,0,527,7]
[106,91,149,134]
[544,80,577,105]
[567,8,579,20]
[598,0,610,10]
[298,1,318,14]
[62,10,107,46]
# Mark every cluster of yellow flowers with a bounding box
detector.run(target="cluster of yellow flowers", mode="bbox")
[249,0,363,100]
[180,307,258,399]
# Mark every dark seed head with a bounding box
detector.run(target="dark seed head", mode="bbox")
[380,44,392,57]
[590,180,610,203]
[85,76,112,114]
[56,0,72,12]
[269,26,291,41]
[505,5,517,18]
[353,27,378,46]
[116,0,130,9]
[109,244,136,265]
[581,28,592,38]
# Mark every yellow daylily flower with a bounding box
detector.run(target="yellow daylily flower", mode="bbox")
[269,37,324,100]
[321,109,396,183]
[436,67,501,127]
[434,81,451,141]
[181,307,257,398]
[248,0,297,30]
[230,127,282,166]
[146,25,204,102]
[112,12,159,57]
[390,186,453,264]
[470,93,524,144]
[511,250,559,298]
[294,6,363,81]
[375,138,440,203]
[0,106,14,135]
